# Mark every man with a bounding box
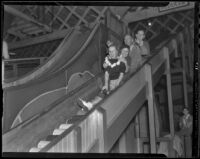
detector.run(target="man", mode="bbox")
[177,107,193,157]
[135,29,150,57]
[178,107,193,136]
[124,34,142,73]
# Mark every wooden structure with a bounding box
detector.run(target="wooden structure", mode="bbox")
[2,4,194,157]
[2,24,193,156]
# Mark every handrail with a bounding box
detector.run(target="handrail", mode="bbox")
[39,26,187,152]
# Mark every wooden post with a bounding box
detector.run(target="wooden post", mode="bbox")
[145,64,156,153]
[163,47,175,137]
[179,33,188,107]
[97,107,106,152]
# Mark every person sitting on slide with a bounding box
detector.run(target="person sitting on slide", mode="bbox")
[76,45,126,112]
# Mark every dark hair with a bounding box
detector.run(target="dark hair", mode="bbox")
[120,44,130,50]
[135,28,145,35]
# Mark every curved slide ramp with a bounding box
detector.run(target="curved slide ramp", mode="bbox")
[2,23,106,133]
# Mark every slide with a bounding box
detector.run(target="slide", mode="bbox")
[2,23,108,133]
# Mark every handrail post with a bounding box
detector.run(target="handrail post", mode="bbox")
[163,47,175,137]
[144,63,156,153]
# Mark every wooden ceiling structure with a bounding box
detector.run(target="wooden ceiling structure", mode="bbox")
[3,2,195,59]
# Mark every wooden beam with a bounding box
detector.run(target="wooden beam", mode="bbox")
[124,2,194,23]
[179,33,189,107]
[163,47,175,137]
[145,64,156,153]
[8,29,71,50]
[4,5,52,32]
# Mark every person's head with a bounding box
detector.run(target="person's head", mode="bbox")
[183,107,189,116]
[106,40,113,47]
[120,45,129,58]
[124,34,134,46]
[135,29,145,41]
[108,45,118,59]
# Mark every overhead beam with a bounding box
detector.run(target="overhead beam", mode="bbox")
[8,29,72,50]
[4,5,52,32]
[124,2,194,23]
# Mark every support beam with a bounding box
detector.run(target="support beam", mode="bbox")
[163,47,175,136]
[179,33,189,107]
[4,5,52,32]
[185,26,193,80]
[145,64,156,153]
